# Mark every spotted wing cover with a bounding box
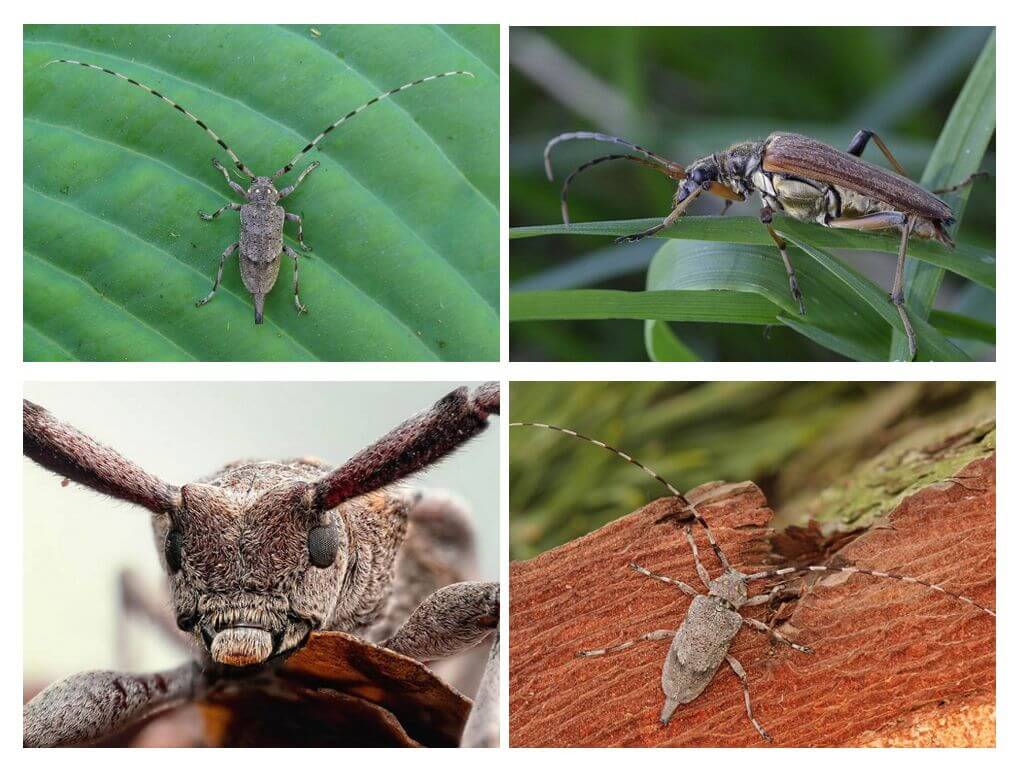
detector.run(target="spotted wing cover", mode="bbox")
[763,133,953,222]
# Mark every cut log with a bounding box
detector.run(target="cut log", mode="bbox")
[509,457,995,747]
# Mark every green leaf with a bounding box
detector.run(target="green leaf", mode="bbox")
[510,216,994,290]
[24,24,498,361]
[928,309,995,345]
[646,239,899,360]
[510,288,781,324]
[896,29,995,359]
[644,320,700,361]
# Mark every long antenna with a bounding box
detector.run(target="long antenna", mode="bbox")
[543,131,686,182]
[46,59,256,180]
[273,70,474,178]
[510,421,731,568]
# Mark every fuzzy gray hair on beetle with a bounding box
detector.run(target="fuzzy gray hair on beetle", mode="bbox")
[24,383,500,747]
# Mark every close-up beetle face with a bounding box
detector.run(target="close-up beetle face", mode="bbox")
[152,461,353,668]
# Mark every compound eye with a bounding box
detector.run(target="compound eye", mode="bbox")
[165,529,184,574]
[308,525,340,569]
[690,168,706,185]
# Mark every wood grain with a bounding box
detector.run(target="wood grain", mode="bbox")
[510,458,995,747]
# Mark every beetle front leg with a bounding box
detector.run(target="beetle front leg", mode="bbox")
[285,212,311,252]
[24,662,198,747]
[278,161,320,200]
[283,244,308,315]
[760,207,805,315]
[381,581,498,661]
[208,157,247,197]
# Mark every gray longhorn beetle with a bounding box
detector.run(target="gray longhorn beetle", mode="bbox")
[511,421,995,742]
[24,384,499,747]
[47,58,474,324]
[545,130,987,360]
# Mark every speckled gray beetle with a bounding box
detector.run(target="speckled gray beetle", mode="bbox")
[48,59,473,323]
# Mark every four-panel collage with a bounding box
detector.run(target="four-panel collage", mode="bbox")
[21,20,1000,752]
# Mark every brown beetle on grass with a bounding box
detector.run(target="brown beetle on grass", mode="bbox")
[545,129,984,360]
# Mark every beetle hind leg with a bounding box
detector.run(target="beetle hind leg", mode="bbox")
[725,654,772,742]
[283,245,308,315]
[195,241,239,308]
[847,129,908,177]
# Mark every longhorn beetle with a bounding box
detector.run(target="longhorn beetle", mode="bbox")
[510,421,995,742]
[24,384,499,747]
[545,131,986,359]
[47,59,474,324]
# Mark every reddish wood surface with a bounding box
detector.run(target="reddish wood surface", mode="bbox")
[202,631,470,747]
[510,458,995,747]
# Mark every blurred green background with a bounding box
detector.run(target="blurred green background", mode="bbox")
[510,380,994,560]
[510,27,995,361]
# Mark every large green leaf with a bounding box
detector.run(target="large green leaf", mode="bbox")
[24,24,498,361]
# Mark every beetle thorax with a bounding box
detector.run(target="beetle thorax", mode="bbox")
[708,569,748,609]
[246,177,281,205]
[715,141,762,196]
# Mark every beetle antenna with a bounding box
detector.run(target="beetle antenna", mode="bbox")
[272,70,475,179]
[543,131,686,182]
[560,153,686,226]
[742,563,994,617]
[511,422,731,569]
[46,59,256,180]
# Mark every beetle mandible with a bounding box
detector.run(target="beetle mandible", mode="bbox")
[48,59,473,324]
[545,130,985,360]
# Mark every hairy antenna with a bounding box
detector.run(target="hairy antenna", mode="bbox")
[510,421,730,568]
[46,59,256,179]
[543,131,687,183]
[559,153,685,225]
[273,70,475,178]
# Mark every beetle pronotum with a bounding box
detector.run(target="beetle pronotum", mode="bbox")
[545,129,985,360]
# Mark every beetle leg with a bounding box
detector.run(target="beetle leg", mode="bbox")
[24,662,198,747]
[724,654,772,742]
[278,161,320,200]
[629,562,700,596]
[285,212,311,252]
[381,581,498,662]
[195,241,239,308]
[825,211,917,359]
[197,201,240,221]
[932,171,989,196]
[615,188,698,244]
[741,617,812,654]
[577,629,677,658]
[283,244,308,314]
[847,129,908,177]
[760,207,805,315]
[209,157,248,197]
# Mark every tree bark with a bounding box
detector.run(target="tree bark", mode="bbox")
[509,456,995,747]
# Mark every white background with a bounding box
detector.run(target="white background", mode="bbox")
[9,0,1021,762]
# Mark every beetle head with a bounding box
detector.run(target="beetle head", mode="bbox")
[152,460,366,670]
[675,155,719,205]
[245,176,281,205]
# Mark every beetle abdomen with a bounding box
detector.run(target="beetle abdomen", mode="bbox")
[662,595,742,704]
[763,132,953,222]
